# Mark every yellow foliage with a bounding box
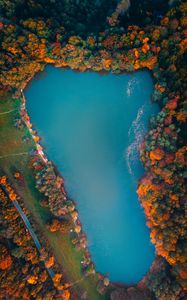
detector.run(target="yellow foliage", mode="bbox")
[44,57,56,63]
[102,59,112,68]
[27,275,38,284]
[53,273,62,283]
[176,109,187,123]
[178,38,187,55]
[150,148,164,161]
[152,29,160,41]
[143,37,149,43]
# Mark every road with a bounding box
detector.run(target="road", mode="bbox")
[0,183,54,279]
[12,199,55,278]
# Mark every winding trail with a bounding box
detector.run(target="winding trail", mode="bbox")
[0,152,29,159]
[0,109,18,115]
[68,275,90,288]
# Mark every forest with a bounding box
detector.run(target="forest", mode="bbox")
[0,0,186,299]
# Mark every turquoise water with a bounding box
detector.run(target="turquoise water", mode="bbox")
[26,66,157,284]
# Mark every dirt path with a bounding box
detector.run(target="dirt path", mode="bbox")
[0,152,29,159]
[0,109,18,115]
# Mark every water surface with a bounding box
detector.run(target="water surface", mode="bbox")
[26,66,157,283]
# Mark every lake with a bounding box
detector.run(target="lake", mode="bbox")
[26,66,157,284]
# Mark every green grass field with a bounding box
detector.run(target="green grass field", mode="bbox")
[0,94,110,300]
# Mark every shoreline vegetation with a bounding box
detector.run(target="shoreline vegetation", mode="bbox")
[0,0,186,299]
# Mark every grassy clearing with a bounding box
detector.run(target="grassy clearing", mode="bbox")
[0,95,108,300]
